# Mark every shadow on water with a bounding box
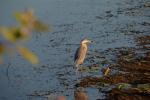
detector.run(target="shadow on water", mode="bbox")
[0,0,150,100]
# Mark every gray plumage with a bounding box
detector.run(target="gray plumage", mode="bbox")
[74,39,91,68]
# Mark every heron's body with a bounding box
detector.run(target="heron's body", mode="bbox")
[74,39,91,69]
[74,44,87,67]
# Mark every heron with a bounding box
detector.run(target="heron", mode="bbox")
[74,39,92,71]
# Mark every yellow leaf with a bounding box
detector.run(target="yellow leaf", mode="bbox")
[33,20,49,32]
[104,67,110,76]
[18,47,38,64]
[0,27,29,42]
[14,9,49,32]
[14,9,35,28]
[0,27,16,42]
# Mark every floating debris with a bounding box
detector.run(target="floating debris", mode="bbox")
[103,67,110,76]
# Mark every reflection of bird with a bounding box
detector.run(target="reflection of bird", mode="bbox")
[74,87,88,100]
[74,39,91,70]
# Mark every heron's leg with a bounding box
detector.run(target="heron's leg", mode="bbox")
[80,65,83,78]
[75,63,80,71]
[75,64,83,79]
[75,65,79,75]
[75,65,83,79]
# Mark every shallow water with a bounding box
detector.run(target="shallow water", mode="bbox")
[0,0,149,100]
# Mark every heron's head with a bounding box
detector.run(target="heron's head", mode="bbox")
[80,39,92,45]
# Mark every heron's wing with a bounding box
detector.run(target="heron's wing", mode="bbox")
[74,46,87,62]
[74,47,80,61]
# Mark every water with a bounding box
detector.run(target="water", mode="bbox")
[0,0,149,100]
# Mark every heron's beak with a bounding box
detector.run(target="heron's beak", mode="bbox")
[88,40,93,43]
[90,40,94,43]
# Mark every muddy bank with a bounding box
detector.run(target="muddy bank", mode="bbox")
[76,35,150,100]
[107,87,150,100]
[107,50,150,100]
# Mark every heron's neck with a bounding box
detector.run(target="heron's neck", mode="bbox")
[81,43,87,48]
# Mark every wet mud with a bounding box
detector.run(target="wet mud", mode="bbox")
[76,36,150,100]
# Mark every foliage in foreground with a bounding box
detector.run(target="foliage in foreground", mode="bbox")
[0,9,49,64]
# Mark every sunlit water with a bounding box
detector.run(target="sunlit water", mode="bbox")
[0,0,149,100]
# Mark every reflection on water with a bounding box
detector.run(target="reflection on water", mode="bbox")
[74,87,88,100]
[0,0,149,100]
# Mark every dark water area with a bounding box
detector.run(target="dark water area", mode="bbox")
[0,0,150,100]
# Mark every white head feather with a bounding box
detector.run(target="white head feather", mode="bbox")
[81,39,91,45]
